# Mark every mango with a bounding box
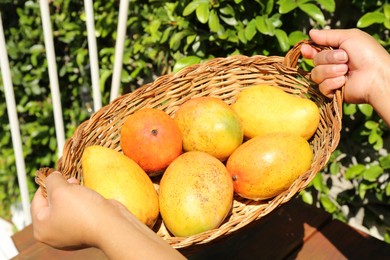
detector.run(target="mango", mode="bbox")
[231,85,320,140]
[226,133,313,200]
[82,145,159,228]
[159,151,233,237]
[174,96,243,161]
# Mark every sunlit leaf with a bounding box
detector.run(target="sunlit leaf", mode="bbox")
[379,155,390,170]
[385,4,390,19]
[320,195,337,213]
[278,0,298,13]
[208,9,220,32]
[300,190,313,205]
[386,183,390,196]
[275,29,289,52]
[343,103,357,115]
[358,104,373,117]
[220,15,238,26]
[288,30,308,45]
[183,1,200,16]
[299,3,325,26]
[345,164,365,180]
[311,173,326,192]
[330,161,340,175]
[173,56,202,73]
[245,19,257,41]
[219,4,235,16]
[255,15,275,36]
[357,12,386,28]
[363,165,383,182]
[316,0,335,12]
[196,2,210,23]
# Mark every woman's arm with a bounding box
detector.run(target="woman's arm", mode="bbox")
[301,28,390,126]
[31,172,185,259]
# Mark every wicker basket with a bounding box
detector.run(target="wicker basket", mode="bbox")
[36,39,343,252]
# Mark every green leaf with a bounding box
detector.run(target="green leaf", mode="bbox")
[357,12,386,28]
[358,182,376,199]
[358,104,373,117]
[275,29,290,52]
[345,164,365,180]
[373,137,383,151]
[320,195,337,213]
[183,1,200,16]
[219,4,235,16]
[169,31,190,50]
[385,19,390,30]
[384,4,390,20]
[245,19,257,41]
[265,0,274,15]
[238,25,247,44]
[379,155,390,170]
[255,15,275,36]
[365,120,378,130]
[173,56,202,73]
[288,30,308,45]
[300,190,313,205]
[278,0,298,14]
[329,161,340,175]
[220,15,238,26]
[386,182,390,196]
[299,3,325,26]
[343,103,357,116]
[311,173,326,192]
[196,2,210,24]
[208,9,220,32]
[269,13,282,28]
[368,131,379,145]
[316,0,335,12]
[363,165,383,182]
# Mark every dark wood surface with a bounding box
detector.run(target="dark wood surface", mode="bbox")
[11,197,390,259]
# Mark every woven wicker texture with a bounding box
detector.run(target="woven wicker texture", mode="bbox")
[35,39,343,250]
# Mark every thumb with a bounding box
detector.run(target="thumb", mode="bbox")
[44,171,69,197]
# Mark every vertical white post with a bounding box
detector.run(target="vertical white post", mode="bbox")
[0,12,31,225]
[39,0,65,157]
[110,0,129,102]
[84,0,102,111]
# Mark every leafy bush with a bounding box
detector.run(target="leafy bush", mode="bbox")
[0,0,389,241]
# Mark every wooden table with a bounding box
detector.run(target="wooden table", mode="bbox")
[11,197,390,259]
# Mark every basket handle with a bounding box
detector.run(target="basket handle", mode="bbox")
[284,39,331,68]
[35,167,55,197]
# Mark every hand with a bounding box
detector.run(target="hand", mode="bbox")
[31,172,121,249]
[301,28,390,125]
[31,172,184,259]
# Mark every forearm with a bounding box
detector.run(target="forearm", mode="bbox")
[368,55,390,127]
[96,212,185,260]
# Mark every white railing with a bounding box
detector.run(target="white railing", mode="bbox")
[0,0,129,257]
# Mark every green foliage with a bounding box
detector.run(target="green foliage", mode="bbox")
[0,0,389,242]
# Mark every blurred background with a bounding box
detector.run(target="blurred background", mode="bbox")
[0,0,389,245]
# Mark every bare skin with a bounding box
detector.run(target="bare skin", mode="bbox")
[301,28,390,126]
[31,172,185,260]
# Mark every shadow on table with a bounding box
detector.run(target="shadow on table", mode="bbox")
[180,197,390,260]
[181,197,308,260]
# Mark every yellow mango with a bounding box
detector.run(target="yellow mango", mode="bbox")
[159,151,233,237]
[231,85,320,140]
[226,133,313,200]
[82,145,159,228]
